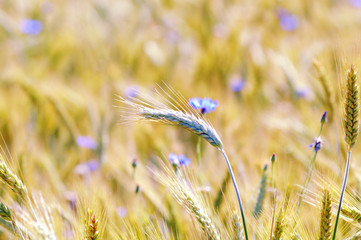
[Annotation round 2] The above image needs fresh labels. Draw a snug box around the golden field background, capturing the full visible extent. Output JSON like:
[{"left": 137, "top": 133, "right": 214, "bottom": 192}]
[{"left": 0, "top": 0, "right": 361, "bottom": 239}]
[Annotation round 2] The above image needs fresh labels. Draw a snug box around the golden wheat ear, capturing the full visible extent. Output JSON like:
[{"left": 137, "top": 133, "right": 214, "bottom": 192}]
[
  {"left": 319, "top": 189, "right": 332, "bottom": 240},
  {"left": 344, "top": 65, "right": 360, "bottom": 150}
]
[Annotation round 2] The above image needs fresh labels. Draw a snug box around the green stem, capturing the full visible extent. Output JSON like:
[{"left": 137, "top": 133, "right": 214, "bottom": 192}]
[
  {"left": 271, "top": 161, "right": 275, "bottom": 204},
  {"left": 220, "top": 149, "right": 248, "bottom": 240},
  {"left": 197, "top": 137, "right": 201, "bottom": 167},
  {"left": 297, "top": 151, "right": 317, "bottom": 211},
  {"left": 332, "top": 150, "right": 351, "bottom": 240}
]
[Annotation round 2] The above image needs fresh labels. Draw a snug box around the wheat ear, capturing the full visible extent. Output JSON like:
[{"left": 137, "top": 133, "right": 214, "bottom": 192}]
[
  {"left": 253, "top": 164, "right": 268, "bottom": 218},
  {"left": 341, "top": 205, "right": 361, "bottom": 224},
  {"left": 155, "top": 170, "right": 220, "bottom": 240},
  {"left": 232, "top": 211, "right": 244, "bottom": 240},
  {"left": 0, "top": 158, "right": 27, "bottom": 199},
  {"left": 84, "top": 209, "right": 100, "bottom": 240},
  {"left": 272, "top": 208, "right": 285, "bottom": 240},
  {"left": 214, "top": 169, "right": 230, "bottom": 210},
  {"left": 0, "top": 202, "right": 26, "bottom": 239},
  {"left": 319, "top": 189, "right": 332, "bottom": 240},
  {"left": 314, "top": 60, "right": 334, "bottom": 122}
]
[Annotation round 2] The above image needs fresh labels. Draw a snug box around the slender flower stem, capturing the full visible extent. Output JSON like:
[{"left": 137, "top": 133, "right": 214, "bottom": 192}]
[
  {"left": 271, "top": 161, "right": 275, "bottom": 204},
  {"left": 297, "top": 151, "right": 317, "bottom": 211},
  {"left": 220, "top": 149, "right": 248, "bottom": 240},
  {"left": 297, "top": 119, "right": 325, "bottom": 213},
  {"left": 332, "top": 150, "right": 351, "bottom": 240}
]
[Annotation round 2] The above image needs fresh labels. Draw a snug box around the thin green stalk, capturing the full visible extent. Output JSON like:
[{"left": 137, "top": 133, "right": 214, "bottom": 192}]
[
  {"left": 220, "top": 149, "right": 248, "bottom": 240},
  {"left": 297, "top": 151, "right": 317, "bottom": 210},
  {"left": 197, "top": 137, "right": 201, "bottom": 168},
  {"left": 271, "top": 160, "right": 275, "bottom": 204},
  {"left": 332, "top": 150, "right": 351, "bottom": 240}
]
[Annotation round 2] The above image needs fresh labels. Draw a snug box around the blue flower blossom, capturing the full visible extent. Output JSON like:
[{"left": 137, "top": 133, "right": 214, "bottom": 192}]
[
  {"left": 117, "top": 206, "right": 127, "bottom": 218},
  {"left": 124, "top": 85, "right": 139, "bottom": 99},
  {"left": 76, "top": 136, "right": 97, "bottom": 150},
  {"left": 189, "top": 97, "right": 218, "bottom": 114},
  {"left": 20, "top": 19, "right": 43, "bottom": 35},
  {"left": 74, "top": 160, "right": 100, "bottom": 175},
  {"left": 168, "top": 153, "right": 191, "bottom": 166},
  {"left": 229, "top": 78, "right": 245, "bottom": 92},
  {"left": 277, "top": 9, "right": 299, "bottom": 32},
  {"left": 309, "top": 136, "right": 323, "bottom": 153},
  {"left": 349, "top": 0, "right": 361, "bottom": 7}
]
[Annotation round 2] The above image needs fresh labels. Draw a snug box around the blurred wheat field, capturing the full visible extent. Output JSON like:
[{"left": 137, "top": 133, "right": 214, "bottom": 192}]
[{"left": 1, "top": 0, "right": 361, "bottom": 239}]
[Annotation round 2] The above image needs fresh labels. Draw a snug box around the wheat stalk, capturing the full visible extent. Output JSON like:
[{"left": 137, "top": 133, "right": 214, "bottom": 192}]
[{"left": 333, "top": 65, "right": 360, "bottom": 240}]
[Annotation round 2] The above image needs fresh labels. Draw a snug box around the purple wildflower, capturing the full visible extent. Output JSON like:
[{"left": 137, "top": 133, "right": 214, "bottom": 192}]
[
  {"left": 76, "top": 136, "right": 97, "bottom": 150},
  {"left": 74, "top": 160, "right": 100, "bottom": 175},
  {"left": 349, "top": 0, "right": 361, "bottom": 7},
  {"left": 309, "top": 136, "right": 323, "bottom": 153},
  {"left": 124, "top": 85, "right": 139, "bottom": 99},
  {"left": 189, "top": 97, "right": 218, "bottom": 114},
  {"left": 229, "top": 78, "right": 245, "bottom": 92},
  {"left": 168, "top": 153, "right": 191, "bottom": 166},
  {"left": 296, "top": 88, "right": 310, "bottom": 99},
  {"left": 117, "top": 206, "right": 127, "bottom": 218},
  {"left": 20, "top": 19, "right": 43, "bottom": 35},
  {"left": 277, "top": 9, "right": 299, "bottom": 31}
]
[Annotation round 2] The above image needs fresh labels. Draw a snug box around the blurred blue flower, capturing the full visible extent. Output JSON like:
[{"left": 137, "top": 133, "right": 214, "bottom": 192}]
[
  {"left": 277, "top": 9, "right": 299, "bottom": 32},
  {"left": 168, "top": 153, "right": 191, "bottom": 166},
  {"left": 189, "top": 97, "right": 218, "bottom": 114},
  {"left": 124, "top": 85, "right": 139, "bottom": 99},
  {"left": 76, "top": 136, "right": 97, "bottom": 150},
  {"left": 74, "top": 160, "right": 100, "bottom": 175},
  {"left": 349, "top": 0, "right": 361, "bottom": 7},
  {"left": 229, "top": 78, "right": 245, "bottom": 92},
  {"left": 309, "top": 136, "right": 323, "bottom": 153},
  {"left": 117, "top": 206, "right": 127, "bottom": 218},
  {"left": 20, "top": 19, "right": 43, "bottom": 35}
]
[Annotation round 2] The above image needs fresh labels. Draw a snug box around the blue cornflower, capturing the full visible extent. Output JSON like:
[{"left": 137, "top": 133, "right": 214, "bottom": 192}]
[
  {"left": 189, "top": 97, "right": 218, "bottom": 114},
  {"left": 20, "top": 19, "right": 43, "bottom": 35},
  {"left": 124, "top": 85, "right": 139, "bottom": 99},
  {"left": 349, "top": 0, "right": 361, "bottom": 7},
  {"left": 277, "top": 9, "right": 299, "bottom": 32},
  {"left": 74, "top": 160, "right": 100, "bottom": 175},
  {"left": 229, "top": 78, "right": 245, "bottom": 92},
  {"left": 76, "top": 136, "right": 97, "bottom": 150},
  {"left": 168, "top": 153, "right": 191, "bottom": 166},
  {"left": 309, "top": 136, "right": 323, "bottom": 153}
]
